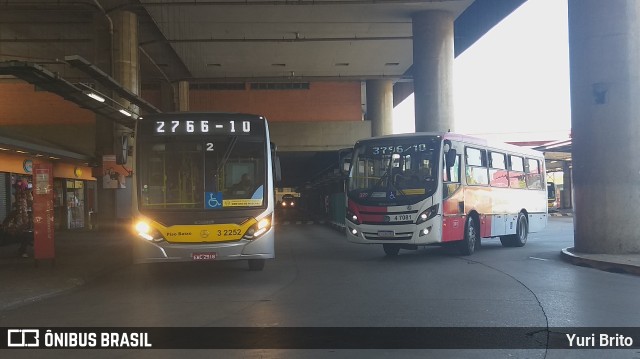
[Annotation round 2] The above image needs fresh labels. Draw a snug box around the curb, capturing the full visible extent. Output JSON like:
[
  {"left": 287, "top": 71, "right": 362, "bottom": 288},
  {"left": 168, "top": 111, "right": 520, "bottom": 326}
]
[
  {"left": 549, "top": 212, "right": 572, "bottom": 217},
  {"left": 560, "top": 247, "right": 640, "bottom": 276}
]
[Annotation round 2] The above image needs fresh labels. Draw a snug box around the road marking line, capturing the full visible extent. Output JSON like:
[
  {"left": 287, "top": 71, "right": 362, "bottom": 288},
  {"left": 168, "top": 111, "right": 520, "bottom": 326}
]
[{"left": 529, "top": 257, "right": 548, "bottom": 261}]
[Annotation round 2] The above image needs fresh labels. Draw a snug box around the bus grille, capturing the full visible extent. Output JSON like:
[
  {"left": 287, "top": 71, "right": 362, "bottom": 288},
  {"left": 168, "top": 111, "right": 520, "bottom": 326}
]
[
  {"left": 362, "top": 232, "right": 413, "bottom": 241},
  {"left": 362, "top": 221, "right": 414, "bottom": 225}
]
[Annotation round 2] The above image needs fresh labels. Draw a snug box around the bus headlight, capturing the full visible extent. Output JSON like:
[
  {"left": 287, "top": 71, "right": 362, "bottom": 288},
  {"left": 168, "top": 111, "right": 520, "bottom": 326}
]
[
  {"left": 416, "top": 204, "right": 439, "bottom": 224},
  {"left": 134, "top": 220, "right": 163, "bottom": 242},
  {"left": 346, "top": 208, "right": 360, "bottom": 225},
  {"left": 419, "top": 226, "right": 432, "bottom": 237},
  {"left": 243, "top": 217, "right": 271, "bottom": 240}
]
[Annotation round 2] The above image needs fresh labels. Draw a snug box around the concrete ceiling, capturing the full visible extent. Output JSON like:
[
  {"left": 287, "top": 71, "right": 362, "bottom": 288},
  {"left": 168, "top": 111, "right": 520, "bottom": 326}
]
[
  {"left": 136, "top": 0, "right": 472, "bottom": 81},
  {"left": 0, "top": 0, "right": 527, "bottom": 86}
]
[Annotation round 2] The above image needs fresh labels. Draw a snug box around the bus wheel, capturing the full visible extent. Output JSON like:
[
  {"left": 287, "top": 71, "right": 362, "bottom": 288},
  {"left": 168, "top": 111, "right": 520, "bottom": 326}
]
[
  {"left": 383, "top": 244, "right": 400, "bottom": 256},
  {"left": 459, "top": 215, "right": 478, "bottom": 256},
  {"left": 500, "top": 213, "right": 528, "bottom": 247},
  {"left": 248, "top": 259, "right": 265, "bottom": 271}
]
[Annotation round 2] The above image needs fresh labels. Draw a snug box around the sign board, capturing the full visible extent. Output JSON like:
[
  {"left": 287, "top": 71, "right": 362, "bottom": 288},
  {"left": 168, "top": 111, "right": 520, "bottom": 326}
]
[
  {"left": 33, "top": 162, "right": 55, "bottom": 260},
  {"left": 102, "top": 155, "right": 131, "bottom": 189}
]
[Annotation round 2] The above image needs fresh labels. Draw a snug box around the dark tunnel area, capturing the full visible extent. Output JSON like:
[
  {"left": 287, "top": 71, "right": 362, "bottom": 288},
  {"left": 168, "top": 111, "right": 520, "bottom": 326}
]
[{"left": 275, "top": 151, "right": 348, "bottom": 225}]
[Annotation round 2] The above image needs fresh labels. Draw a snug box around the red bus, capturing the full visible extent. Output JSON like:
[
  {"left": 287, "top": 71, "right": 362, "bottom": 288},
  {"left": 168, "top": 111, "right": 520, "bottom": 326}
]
[{"left": 345, "top": 132, "right": 547, "bottom": 256}]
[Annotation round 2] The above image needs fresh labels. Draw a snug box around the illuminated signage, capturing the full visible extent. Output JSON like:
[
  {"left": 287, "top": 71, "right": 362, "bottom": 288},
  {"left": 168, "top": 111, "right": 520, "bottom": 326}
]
[{"left": 153, "top": 120, "right": 252, "bottom": 135}]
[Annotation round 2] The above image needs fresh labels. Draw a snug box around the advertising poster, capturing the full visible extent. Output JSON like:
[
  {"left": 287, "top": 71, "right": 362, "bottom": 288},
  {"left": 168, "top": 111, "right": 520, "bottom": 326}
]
[
  {"left": 33, "top": 162, "right": 55, "bottom": 260},
  {"left": 102, "top": 155, "right": 131, "bottom": 189}
]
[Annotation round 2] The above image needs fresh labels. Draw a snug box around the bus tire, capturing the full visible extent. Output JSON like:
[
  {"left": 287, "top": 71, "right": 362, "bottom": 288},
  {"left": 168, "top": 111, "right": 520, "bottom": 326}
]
[
  {"left": 500, "top": 213, "right": 528, "bottom": 247},
  {"left": 459, "top": 215, "right": 478, "bottom": 256},
  {"left": 248, "top": 259, "right": 265, "bottom": 271},
  {"left": 383, "top": 244, "right": 400, "bottom": 256}
]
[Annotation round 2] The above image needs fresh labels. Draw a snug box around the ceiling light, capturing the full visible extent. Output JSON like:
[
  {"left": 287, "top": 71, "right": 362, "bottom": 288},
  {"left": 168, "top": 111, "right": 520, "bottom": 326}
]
[
  {"left": 85, "top": 92, "right": 105, "bottom": 103},
  {"left": 119, "top": 109, "right": 132, "bottom": 117}
]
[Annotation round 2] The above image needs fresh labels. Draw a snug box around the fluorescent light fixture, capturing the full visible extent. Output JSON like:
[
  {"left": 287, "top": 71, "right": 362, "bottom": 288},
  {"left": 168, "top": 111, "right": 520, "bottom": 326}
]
[
  {"left": 119, "top": 109, "right": 132, "bottom": 117},
  {"left": 49, "top": 156, "right": 60, "bottom": 160},
  {"left": 85, "top": 92, "right": 105, "bottom": 103},
  {"left": 0, "top": 147, "right": 10, "bottom": 151},
  {"left": 15, "top": 150, "right": 28, "bottom": 154}
]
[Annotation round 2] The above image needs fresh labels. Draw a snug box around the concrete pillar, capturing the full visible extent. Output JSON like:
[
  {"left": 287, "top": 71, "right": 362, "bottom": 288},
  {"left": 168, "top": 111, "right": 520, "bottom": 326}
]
[
  {"left": 113, "top": 10, "right": 140, "bottom": 110},
  {"left": 95, "top": 10, "right": 139, "bottom": 228},
  {"left": 366, "top": 79, "right": 394, "bottom": 137},
  {"left": 177, "top": 80, "right": 190, "bottom": 112},
  {"left": 412, "top": 11, "right": 455, "bottom": 133},
  {"left": 569, "top": 0, "right": 640, "bottom": 253}
]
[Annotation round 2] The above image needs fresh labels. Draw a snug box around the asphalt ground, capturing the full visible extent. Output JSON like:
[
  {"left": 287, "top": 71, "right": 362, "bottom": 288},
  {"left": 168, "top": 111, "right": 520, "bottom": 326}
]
[{"left": 0, "top": 212, "right": 637, "bottom": 313}]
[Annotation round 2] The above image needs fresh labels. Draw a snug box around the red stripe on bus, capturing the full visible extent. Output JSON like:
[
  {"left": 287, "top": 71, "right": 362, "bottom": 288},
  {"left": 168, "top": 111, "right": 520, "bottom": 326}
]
[
  {"left": 442, "top": 216, "right": 465, "bottom": 242},
  {"left": 359, "top": 214, "right": 386, "bottom": 222},
  {"left": 480, "top": 214, "right": 492, "bottom": 238}
]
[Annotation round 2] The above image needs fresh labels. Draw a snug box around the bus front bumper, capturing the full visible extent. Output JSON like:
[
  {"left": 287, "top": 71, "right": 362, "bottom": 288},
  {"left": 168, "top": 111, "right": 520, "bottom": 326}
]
[
  {"left": 345, "top": 217, "right": 442, "bottom": 246},
  {"left": 132, "top": 228, "right": 275, "bottom": 263}
]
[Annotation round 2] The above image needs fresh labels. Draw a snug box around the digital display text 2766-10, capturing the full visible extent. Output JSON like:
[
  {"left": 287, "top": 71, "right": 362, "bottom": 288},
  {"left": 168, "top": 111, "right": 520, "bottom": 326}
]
[{"left": 153, "top": 120, "right": 254, "bottom": 135}]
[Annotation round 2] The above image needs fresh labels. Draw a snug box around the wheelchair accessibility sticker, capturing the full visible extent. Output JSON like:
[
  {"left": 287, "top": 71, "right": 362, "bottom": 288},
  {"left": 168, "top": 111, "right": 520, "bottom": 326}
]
[{"left": 205, "top": 192, "right": 223, "bottom": 209}]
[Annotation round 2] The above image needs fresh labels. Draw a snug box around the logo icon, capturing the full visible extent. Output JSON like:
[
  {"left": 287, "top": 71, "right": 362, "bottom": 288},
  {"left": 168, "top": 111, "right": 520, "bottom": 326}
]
[
  {"left": 7, "top": 329, "right": 39, "bottom": 347},
  {"left": 205, "top": 192, "right": 223, "bottom": 209},
  {"left": 200, "top": 230, "right": 210, "bottom": 239}
]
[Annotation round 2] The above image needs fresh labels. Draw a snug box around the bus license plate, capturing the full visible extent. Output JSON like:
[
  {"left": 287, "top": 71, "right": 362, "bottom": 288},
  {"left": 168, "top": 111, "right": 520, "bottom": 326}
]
[
  {"left": 192, "top": 252, "right": 217, "bottom": 261},
  {"left": 378, "top": 230, "right": 395, "bottom": 238},
  {"left": 393, "top": 214, "right": 412, "bottom": 221}
]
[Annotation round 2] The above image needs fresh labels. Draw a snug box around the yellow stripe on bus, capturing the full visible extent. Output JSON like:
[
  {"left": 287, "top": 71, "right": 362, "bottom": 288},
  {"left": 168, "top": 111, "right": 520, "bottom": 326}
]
[{"left": 154, "top": 219, "right": 258, "bottom": 243}]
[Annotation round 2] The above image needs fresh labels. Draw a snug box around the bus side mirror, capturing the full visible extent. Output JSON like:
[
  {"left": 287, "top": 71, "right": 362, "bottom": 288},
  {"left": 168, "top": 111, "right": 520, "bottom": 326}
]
[
  {"left": 341, "top": 158, "right": 351, "bottom": 175},
  {"left": 338, "top": 147, "right": 353, "bottom": 177},
  {"left": 443, "top": 140, "right": 456, "bottom": 168},
  {"left": 116, "top": 135, "right": 129, "bottom": 165},
  {"left": 446, "top": 149, "right": 457, "bottom": 168},
  {"left": 274, "top": 155, "right": 282, "bottom": 184},
  {"left": 270, "top": 142, "right": 282, "bottom": 183}
]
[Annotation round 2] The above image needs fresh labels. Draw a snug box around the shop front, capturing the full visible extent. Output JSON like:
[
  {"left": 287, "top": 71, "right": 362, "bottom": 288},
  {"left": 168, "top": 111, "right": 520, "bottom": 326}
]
[{"left": 0, "top": 151, "right": 95, "bottom": 231}]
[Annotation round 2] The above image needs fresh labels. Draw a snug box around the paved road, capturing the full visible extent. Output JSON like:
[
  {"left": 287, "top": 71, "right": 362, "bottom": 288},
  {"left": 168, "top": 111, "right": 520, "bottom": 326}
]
[{"left": 2, "top": 216, "right": 639, "bottom": 358}]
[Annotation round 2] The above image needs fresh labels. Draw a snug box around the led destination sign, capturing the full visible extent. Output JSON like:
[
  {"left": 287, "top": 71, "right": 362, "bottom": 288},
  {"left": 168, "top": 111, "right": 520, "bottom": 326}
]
[{"left": 153, "top": 120, "right": 253, "bottom": 135}]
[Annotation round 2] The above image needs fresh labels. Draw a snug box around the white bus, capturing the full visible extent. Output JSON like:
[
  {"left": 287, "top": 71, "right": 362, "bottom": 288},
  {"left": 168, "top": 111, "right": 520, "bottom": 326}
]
[
  {"left": 345, "top": 132, "right": 547, "bottom": 256},
  {"left": 131, "top": 113, "right": 278, "bottom": 270}
]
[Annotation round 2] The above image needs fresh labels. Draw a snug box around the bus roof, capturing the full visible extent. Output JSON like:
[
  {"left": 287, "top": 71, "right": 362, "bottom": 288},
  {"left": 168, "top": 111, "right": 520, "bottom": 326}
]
[{"left": 354, "top": 132, "right": 544, "bottom": 158}]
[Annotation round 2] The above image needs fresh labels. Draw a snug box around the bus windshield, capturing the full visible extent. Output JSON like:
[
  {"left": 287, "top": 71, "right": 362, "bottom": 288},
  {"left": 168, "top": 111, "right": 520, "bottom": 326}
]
[
  {"left": 137, "top": 136, "right": 266, "bottom": 210},
  {"left": 348, "top": 136, "right": 441, "bottom": 205}
]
